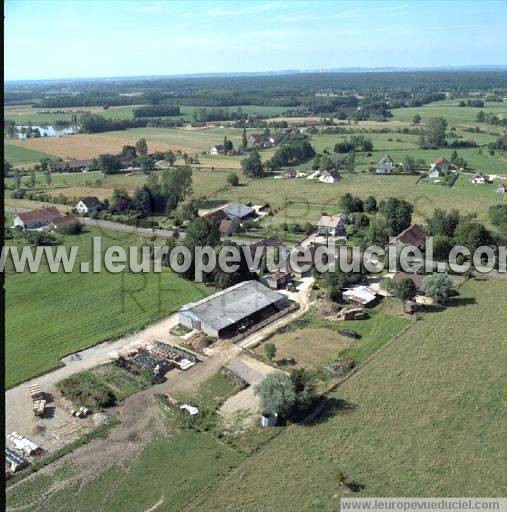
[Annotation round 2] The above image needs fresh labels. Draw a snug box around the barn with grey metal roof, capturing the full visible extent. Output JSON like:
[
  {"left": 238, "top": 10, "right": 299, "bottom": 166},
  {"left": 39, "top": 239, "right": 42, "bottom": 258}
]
[{"left": 178, "top": 280, "right": 288, "bottom": 338}]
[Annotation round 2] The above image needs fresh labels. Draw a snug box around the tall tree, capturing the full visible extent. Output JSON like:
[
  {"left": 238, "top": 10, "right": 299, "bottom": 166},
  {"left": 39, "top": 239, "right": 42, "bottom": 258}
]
[
  {"left": 421, "top": 273, "right": 453, "bottom": 304},
  {"left": 241, "top": 150, "right": 265, "bottom": 178},
  {"left": 135, "top": 138, "right": 148, "bottom": 157},
  {"left": 424, "top": 117, "right": 447, "bottom": 147},
  {"left": 254, "top": 372, "right": 296, "bottom": 417}
]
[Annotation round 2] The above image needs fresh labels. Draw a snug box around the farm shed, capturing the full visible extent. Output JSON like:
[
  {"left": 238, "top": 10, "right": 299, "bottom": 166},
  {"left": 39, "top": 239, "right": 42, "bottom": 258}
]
[
  {"left": 13, "top": 206, "right": 62, "bottom": 230},
  {"left": 5, "top": 448, "right": 29, "bottom": 473},
  {"left": 342, "top": 285, "right": 378, "bottom": 307},
  {"left": 390, "top": 224, "right": 428, "bottom": 248},
  {"left": 259, "top": 271, "right": 292, "bottom": 290},
  {"left": 178, "top": 280, "right": 288, "bottom": 339},
  {"left": 222, "top": 202, "right": 256, "bottom": 223}
]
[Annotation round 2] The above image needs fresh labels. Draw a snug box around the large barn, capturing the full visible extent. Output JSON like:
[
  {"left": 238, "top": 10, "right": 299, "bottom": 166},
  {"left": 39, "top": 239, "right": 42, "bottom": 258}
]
[{"left": 178, "top": 280, "right": 288, "bottom": 339}]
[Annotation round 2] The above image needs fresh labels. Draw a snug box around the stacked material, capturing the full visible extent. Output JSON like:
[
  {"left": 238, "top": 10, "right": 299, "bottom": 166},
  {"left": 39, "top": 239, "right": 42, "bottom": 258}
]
[
  {"left": 33, "top": 400, "right": 46, "bottom": 417},
  {"left": 28, "top": 384, "right": 43, "bottom": 400},
  {"left": 8, "top": 433, "right": 40, "bottom": 456}
]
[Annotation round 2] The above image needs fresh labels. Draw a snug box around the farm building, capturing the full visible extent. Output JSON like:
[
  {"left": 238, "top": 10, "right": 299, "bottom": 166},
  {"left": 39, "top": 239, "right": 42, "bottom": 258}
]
[
  {"left": 496, "top": 182, "right": 506, "bottom": 194},
  {"left": 432, "top": 157, "right": 452, "bottom": 172},
  {"left": 45, "top": 214, "right": 81, "bottom": 232},
  {"left": 219, "top": 218, "right": 240, "bottom": 236},
  {"left": 209, "top": 144, "right": 225, "bottom": 155},
  {"left": 204, "top": 208, "right": 228, "bottom": 225},
  {"left": 5, "top": 448, "right": 29, "bottom": 473},
  {"left": 282, "top": 168, "right": 298, "bottom": 179},
  {"left": 222, "top": 202, "right": 256, "bottom": 223},
  {"left": 391, "top": 271, "right": 425, "bottom": 292},
  {"left": 50, "top": 159, "right": 94, "bottom": 173},
  {"left": 247, "top": 133, "right": 262, "bottom": 145},
  {"left": 390, "top": 224, "right": 427, "bottom": 248},
  {"left": 376, "top": 155, "right": 395, "bottom": 174},
  {"left": 342, "top": 285, "right": 378, "bottom": 307},
  {"left": 12, "top": 206, "right": 62, "bottom": 230},
  {"left": 427, "top": 168, "right": 441, "bottom": 180},
  {"left": 319, "top": 170, "right": 341, "bottom": 183},
  {"left": 471, "top": 172, "right": 492, "bottom": 184},
  {"left": 178, "top": 280, "right": 288, "bottom": 339},
  {"left": 259, "top": 270, "right": 292, "bottom": 290},
  {"left": 317, "top": 213, "right": 345, "bottom": 236},
  {"left": 75, "top": 196, "right": 103, "bottom": 214}
]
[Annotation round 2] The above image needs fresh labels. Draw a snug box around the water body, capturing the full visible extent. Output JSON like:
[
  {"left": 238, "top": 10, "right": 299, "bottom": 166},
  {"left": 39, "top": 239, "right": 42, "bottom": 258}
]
[{"left": 13, "top": 124, "right": 77, "bottom": 139}]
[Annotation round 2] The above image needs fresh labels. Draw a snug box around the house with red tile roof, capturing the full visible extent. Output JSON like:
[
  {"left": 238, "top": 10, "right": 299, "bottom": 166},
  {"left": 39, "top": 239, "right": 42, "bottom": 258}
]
[
  {"left": 390, "top": 224, "right": 428, "bottom": 248},
  {"left": 13, "top": 206, "right": 63, "bottom": 230}
]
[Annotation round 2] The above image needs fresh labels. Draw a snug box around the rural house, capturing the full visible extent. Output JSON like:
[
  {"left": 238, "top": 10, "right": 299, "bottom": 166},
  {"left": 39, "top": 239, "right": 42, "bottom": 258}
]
[
  {"left": 247, "top": 133, "right": 262, "bottom": 145},
  {"left": 282, "top": 168, "right": 298, "bottom": 179},
  {"left": 178, "top": 280, "right": 288, "bottom": 339},
  {"left": 222, "top": 202, "right": 256, "bottom": 223},
  {"left": 45, "top": 214, "right": 81, "bottom": 232},
  {"left": 209, "top": 144, "right": 225, "bottom": 155},
  {"left": 427, "top": 168, "right": 441, "bottom": 180},
  {"left": 248, "top": 236, "right": 289, "bottom": 261},
  {"left": 390, "top": 224, "right": 427, "bottom": 248},
  {"left": 432, "top": 157, "right": 451, "bottom": 172},
  {"left": 12, "top": 206, "right": 62, "bottom": 230},
  {"left": 376, "top": 155, "right": 395, "bottom": 174},
  {"left": 50, "top": 159, "right": 94, "bottom": 173},
  {"left": 319, "top": 170, "right": 341, "bottom": 183},
  {"left": 259, "top": 270, "right": 292, "bottom": 290},
  {"left": 75, "top": 196, "right": 103, "bottom": 215},
  {"left": 471, "top": 172, "right": 492, "bottom": 184},
  {"left": 317, "top": 212, "right": 345, "bottom": 236},
  {"left": 219, "top": 218, "right": 240, "bottom": 236},
  {"left": 204, "top": 208, "right": 228, "bottom": 225},
  {"left": 496, "top": 182, "right": 506, "bottom": 194}
]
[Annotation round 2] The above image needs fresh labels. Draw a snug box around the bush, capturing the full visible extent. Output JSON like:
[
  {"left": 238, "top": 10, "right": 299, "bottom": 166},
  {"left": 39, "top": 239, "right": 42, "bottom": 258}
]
[
  {"left": 227, "top": 172, "right": 239, "bottom": 186},
  {"left": 26, "top": 231, "right": 58, "bottom": 246},
  {"left": 57, "top": 373, "right": 115, "bottom": 409}
]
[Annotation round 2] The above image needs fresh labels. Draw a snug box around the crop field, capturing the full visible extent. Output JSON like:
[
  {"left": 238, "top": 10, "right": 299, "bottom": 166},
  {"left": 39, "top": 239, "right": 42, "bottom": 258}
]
[
  {"left": 5, "top": 227, "right": 208, "bottom": 388},
  {"left": 188, "top": 279, "right": 506, "bottom": 510},
  {"left": 4, "top": 142, "right": 57, "bottom": 164}
]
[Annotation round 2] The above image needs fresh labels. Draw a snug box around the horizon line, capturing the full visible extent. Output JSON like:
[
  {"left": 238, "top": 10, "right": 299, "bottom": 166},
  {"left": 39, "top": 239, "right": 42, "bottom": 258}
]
[{"left": 5, "top": 65, "right": 507, "bottom": 83}]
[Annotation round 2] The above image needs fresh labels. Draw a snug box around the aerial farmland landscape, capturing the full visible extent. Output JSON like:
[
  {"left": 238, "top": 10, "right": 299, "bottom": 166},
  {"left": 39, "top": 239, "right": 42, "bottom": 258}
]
[{"left": 2, "top": 1, "right": 506, "bottom": 511}]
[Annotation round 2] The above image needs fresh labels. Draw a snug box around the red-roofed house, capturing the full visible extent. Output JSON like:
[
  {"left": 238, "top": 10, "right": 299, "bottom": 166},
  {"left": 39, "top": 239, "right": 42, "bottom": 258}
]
[
  {"left": 390, "top": 224, "right": 428, "bottom": 248},
  {"left": 471, "top": 172, "right": 492, "bottom": 184},
  {"left": 13, "top": 206, "right": 63, "bottom": 230},
  {"left": 431, "top": 157, "right": 451, "bottom": 172}
]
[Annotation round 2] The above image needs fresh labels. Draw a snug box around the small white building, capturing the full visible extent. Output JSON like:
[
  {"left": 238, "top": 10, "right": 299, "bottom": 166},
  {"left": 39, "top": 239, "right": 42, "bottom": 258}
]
[
  {"left": 209, "top": 144, "right": 224, "bottom": 155},
  {"left": 496, "top": 182, "right": 506, "bottom": 194},
  {"left": 319, "top": 170, "right": 341, "bottom": 183},
  {"left": 317, "top": 212, "right": 345, "bottom": 236},
  {"left": 75, "top": 196, "right": 103, "bottom": 215},
  {"left": 471, "top": 172, "right": 492, "bottom": 184},
  {"left": 427, "top": 169, "right": 440, "bottom": 180}
]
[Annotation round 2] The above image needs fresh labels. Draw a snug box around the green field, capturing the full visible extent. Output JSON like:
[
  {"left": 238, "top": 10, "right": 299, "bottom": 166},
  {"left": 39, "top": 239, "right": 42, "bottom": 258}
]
[
  {"left": 188, "top": 279, "right": 506, "bottom": 510},
  {"left": 4, "top": 142, "right": 57, "bottom": 164},
  {"left": 206, "top": 172, "right": 504, "bottom": 227},
  {"left": 391, "top": 99, "right": 507, "bottom": 126},
  {"left": 5, "top": 227, "right": 208, "bottom": 388}
]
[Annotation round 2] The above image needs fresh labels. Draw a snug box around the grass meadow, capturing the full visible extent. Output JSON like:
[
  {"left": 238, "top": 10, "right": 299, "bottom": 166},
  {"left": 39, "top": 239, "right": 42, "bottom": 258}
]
[
  {"left": 5, "top": 227, "right": 208, "bottom": 388},
  {"left": 4, "top": 143, "right": 57, "bottom": 164},
  {"left": 187, "top": 279, "right": 506, "bottom": 510}
]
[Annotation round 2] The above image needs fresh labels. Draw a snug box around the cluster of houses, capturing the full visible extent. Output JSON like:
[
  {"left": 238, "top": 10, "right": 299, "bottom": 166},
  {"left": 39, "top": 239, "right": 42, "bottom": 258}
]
[{"left": 11, "top": 195, "right": 105, "bottom": 231}]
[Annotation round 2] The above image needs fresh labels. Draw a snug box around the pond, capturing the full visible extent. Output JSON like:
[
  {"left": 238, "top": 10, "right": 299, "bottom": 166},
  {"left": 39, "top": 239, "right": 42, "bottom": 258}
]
[{"left": 10, "top": 124, "right": 77, "bottom": 139}]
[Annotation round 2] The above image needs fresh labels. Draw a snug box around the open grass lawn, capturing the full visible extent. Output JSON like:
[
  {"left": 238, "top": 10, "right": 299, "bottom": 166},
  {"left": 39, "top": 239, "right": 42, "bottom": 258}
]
[
  {"left": 253, "top": 307, "right": 410, "bottom": 370},
  {"left": 209, "top": 172, "right": 504, "bottom": 227},
  {"left": 391, "top": 99, "right": 507, "bottom": 126},
  {"left": 187, "top": 279, "right": 506, "bottom": 510},
  {"left": 5, "top": 227, "right": 208, "bottom": 388},
  {"left": 6, "top": 429, "right": 244, "bottom": 512},
  {"left": 254, "top": 327, "right": 353, "bottom": 369},
  {"left": 4, "top": 142, "right": 57, "bottom": 164}
]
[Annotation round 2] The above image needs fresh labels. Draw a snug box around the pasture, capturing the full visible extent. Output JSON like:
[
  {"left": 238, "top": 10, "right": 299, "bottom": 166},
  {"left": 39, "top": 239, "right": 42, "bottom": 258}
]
[
  {"left": 4, "top": 143, "right": 57, "bottom": 164},
  {"left": 5, "top": 227, "right": 208, "bottom": 388},
  {"left": 188, "top": 279, "right": 506, "bottom": 510}
]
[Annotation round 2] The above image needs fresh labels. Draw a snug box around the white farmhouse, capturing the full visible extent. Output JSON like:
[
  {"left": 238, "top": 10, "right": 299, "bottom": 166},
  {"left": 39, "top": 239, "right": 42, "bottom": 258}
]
[
  {"left": 75, "top": 196, "right": 103, "bottom": 215},
  {"left": 376, "top": 155, "right": 395, "bottom": 174}
]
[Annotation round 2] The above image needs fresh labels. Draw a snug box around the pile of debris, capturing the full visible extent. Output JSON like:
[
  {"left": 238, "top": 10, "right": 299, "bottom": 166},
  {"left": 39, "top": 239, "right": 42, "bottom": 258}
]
[
  {"left": 220, "top": 366, "right": 248, "bottom": 388},
  {"left": 337, "top": 307, "right": 367, "bottom": 321},
  {"left": 5, "top": 448, "right": 29, "bottom": 477},
  {"left": 71, "top": 406, "right": 92, "bottom": 419},
  {"left": 183, "top": 332, "right": 213, "bottom": 350},
  {"left": 7, "top": 432, "right": 45, "bottom": 457},
  {"left": 130, "top": 349, "right": 175, "bottom": 380},
  {"left": 325, "top": 358, "right": 356, "bottom": 376},
  {"left": 150, "top": 341, "right": 197, "bottom": 370}
]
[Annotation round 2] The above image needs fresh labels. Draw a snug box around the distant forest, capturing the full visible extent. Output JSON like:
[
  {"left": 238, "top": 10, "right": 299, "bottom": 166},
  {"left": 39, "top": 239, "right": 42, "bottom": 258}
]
[{"left": 5, "top": 71, "right": 507, "bottom": 120}]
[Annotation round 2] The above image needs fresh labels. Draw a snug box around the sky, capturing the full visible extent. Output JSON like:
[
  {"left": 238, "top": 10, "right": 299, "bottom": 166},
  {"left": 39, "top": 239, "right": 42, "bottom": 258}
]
[{"left": 4, "top": 0, "right": 507, "bottom": 80}]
